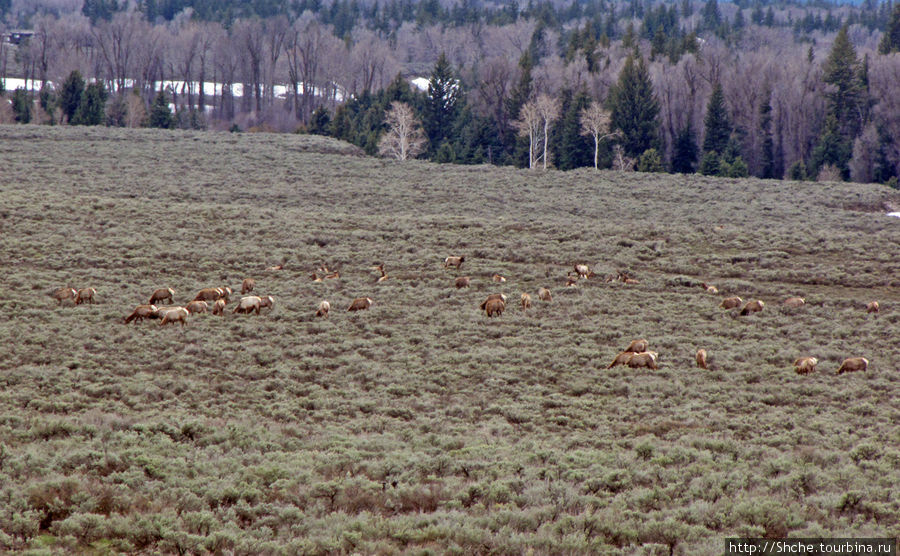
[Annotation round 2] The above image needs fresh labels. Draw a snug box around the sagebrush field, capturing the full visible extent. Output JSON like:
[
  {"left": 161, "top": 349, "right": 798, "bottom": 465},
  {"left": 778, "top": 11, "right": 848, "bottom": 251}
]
[{"left": 0, "top": 125, "right": 898, "bottom": 554}]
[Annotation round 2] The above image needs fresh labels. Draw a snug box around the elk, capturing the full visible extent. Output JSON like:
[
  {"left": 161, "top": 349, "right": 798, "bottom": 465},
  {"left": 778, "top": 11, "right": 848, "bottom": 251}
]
[
  {"left": 607, "top": 351, "right": 634, "bottom": 369},
  {"left": 836, "top": 357, "right": 868, "bottom": 375},
  {"left": 149, "top": 288, "right": 175, "bottom": 305},
  {"left": 573, "top": 264, "right": 594, "bottom": 279},
  {"left": 537, "top": 287, "right": 552, "bottom": 302},
  {"left": 783, "top": 297, "right": 806, "bottom": 308},
  {"left": 258, "top": 295, "right": 275, "bottom": 311},
  {"left": 194, "top": 287, "right": 229, "bottom": 303},
  {"left": 324, "top": 270, "right": 341, "bottom": 280},
  {"left": 720, "top": 296, "right": 743, "bottom": 310},
  {"left": 521, "top": 293, "right": 532, "bottom": 310},
  {"left": 348, "top": 297, "right": 373, "bottom": 311},
  {"left": 124, "top": 304, "right": 158, "bottom": 324},
  {"left": 793, "top": 357, "right": 818, "bottom": 375},
  {"left": 233, "top": 296, "right": 264, "bottom": 314},
  {"left": 491, "top": 274, "right": 507, "bottom": 283},
  {"left": 740, "top": 299, "right": 765, "bottom": 315},
  {"left": 53, "top": 287, "right": 77, "bottom": 305},
  {"left": 696, "top": 349, "right": 708, "bottom": 370},
  {"left": 627, "top": 351, "right": 659, "bottom": 370},
  {"left": 455, "top": 276, "right": 471, "bottom": 289},
  {"left": 241, "top": 278, "right": 255, "bottom": 295},
  {"left": 266, "top": 264, "right": 284, "bottom": 271},
  {"left": 185, "top": 300, "right": 209, "bottom": 314},
  {"left": 316, "top": 300, "right": 330, "bottom": 318},
  {"left": 373, "top": 264, "right": 389, "bottom": 283},
  {"left": 484, "top": 298, "right": 505, "bottom": 317},
  {"left": 479, "top": 293, "right": 507, "bottom": 310},
  {"left": 866, "top": 301, "right": 879, "bottom": 314},
  {"left": 443, "top": 256, "right": 465, "bottom": 271},
  {"left": 565, "top": 274, "right": 578, "bottom": 287},
  {"left": 212, "top": 299, "right": 226, "bottom": 315},
  {"left": 623, "top": 339, "right": 649, "bottom": 354},
  {"left": 75, "top": 287, "right": 96, "bottom": 305},
  {"left": 159, "top": 307, "right": 189, "bottom": 326},
  {"left": 700, "top": 282, "right": 718, "bottom": 294}
]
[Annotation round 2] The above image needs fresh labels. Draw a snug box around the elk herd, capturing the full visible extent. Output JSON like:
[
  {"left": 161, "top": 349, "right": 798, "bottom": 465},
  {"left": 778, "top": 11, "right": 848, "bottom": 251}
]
[{"left": 52, "top": 254, "right": 882, "bottom": 377}]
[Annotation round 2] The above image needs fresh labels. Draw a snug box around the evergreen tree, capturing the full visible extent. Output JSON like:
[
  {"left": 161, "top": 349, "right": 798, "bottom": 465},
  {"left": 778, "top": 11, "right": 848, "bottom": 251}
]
[
  {"left": 878, "top": 3, "right": 900, "bottom": 54},
  {"left": 672, "top": 125, "right": 698, "bottom": 173},
  {"left": 758, "top": 88, "right": 775, "bottom": 179},
  {"left": 701, "top": 0, "right": 721, "bottom": 31},
  {"left": 810, "top": 115, "right": 852, "bottom": 179},
  {"left": 702, "top": 83, "right": 731, "bottom": 155},
  {"left": 71, "top": 82, "right": 107, "bottom": 126},
  {"left": 59, "top": 70, "right": 85, "bottom": 124},
  {"left": 12, "top": 88, "right": 31, "bottom": 123},
  {"left": 505, "top": 52, "right": 533, "bottom": 123},
  {"left": 423, "top": 53, "right": 461, "bottom": 157},
  {"left": 637, "top": 148, "right": 664, "bottom": 172},
  {"left": 149, "top": 90, "right": 174, "bottom": 129},
  {"left": 39, "top": 82, "right": 56, "bottom": 124},
  {"left": 608, "top": 53, "right": 659, "bottom": 158},
  {"left": 308, "top": 107, "right": 332, "bottom": 135},
  {"left": 551, "top": 89, "right": 593, "bottom": 170},
  {"left": 823, "top": 25, "right": 866, "bottom": 138}
]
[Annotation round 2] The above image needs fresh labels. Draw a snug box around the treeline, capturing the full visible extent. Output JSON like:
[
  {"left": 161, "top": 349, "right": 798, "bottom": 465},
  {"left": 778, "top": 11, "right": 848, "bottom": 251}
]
[{"left": 1, "top": 0, "right": 899, "bottom": 184}]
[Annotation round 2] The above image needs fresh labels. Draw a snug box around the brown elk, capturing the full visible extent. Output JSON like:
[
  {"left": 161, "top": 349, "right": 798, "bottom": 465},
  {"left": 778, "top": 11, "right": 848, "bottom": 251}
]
[
  {"left": 720, "top": 296, "right": 743, "bottom": 310},
  {"left": 266, "top": 264, "right": 284, "bottom": 271},
  {"left": 159, "top": 307, "right": 189, "bottom": 326},
  {"left": 491, "top": 274, "right": 507, "bottom": 283},
  {"left": 348, "top": 297, "right": 373, "bottom": 311},
  {"left": 443, "top": 256, "right": 465, "bottom": 270},
  {"left": 194, "top": 287, "right": 229, "bottom": 303},
  {"left": 75, "top": 287, "right": 96, "bottom": 305},
  {"left": 316, "top": 300, "right": 330, "bottom": 318},
  {"left": 149, "top": 288, "right": 175, "bottom": 305},
  {"left": 479, "top": 293, "right": 507, "bottom": 310},
  {"left": 696, "top": 349, "right": 708, "bottom": 370},
  {"left": 455, "top": 276, "right": 471, "bottom": 289},
  {"left": 233, "top": 296, "right": 264, "bottom": 314},
  {"left": 537, "top": 287, "right": 552, "bottom": 302},
  {"left": 626, "top": 351, "right": 659, "bottom": 370},
  {"left": 324, "top": 270, "right": 341, "bottom": 280},
  {"left": 700, "top": 282, "right": 718, "bottom": 294},
  {"left": 212, "top": 299, "right": 226, "bottom": 315},
  {"left": 124, "top": 304, "right": 158, "bottom": 324},
  {"left": 793, "top": 357, "right": 818, "bottom": 375},
  {"left": 241, "top": 278, "right": 255, "bottom": 295},
  {"left": 484, "top": 298, "right": 505, "bottom": 317},
  {"left": 866, "top": 301, "right": 879, "bottom": 313},
  {"left": 53, "top": 287, "right": 77, "bottom": 305},
  {"left": 521, "top": 293, "right": 532, "bottom": 310},
  {"left": 623, "top": 338, "right": 649, "bottom": 354},
  {"left": 574, "top": 264, "right": 594, "bottom": 279},
  {"left": 565, "top": 274, "right": 578, "bottom": 287},
  {"left": 185, "top": 300, "right": 209, "bottom": 314},
  {"left": 258, "top": 295, "right": 275, "bottom": 311},
  {"left": 836, "top": 357, "right": 868, "bottom": 375},
  {"left": 607, "top": 351, "right": 634, "bottom": 369},
  {"left": 373, "top": 264, "right": 389, "bottom": 283},
  {"left": 783, "top": 297, "right": 806, "bottom": 308},
  {"left": 740, "top": 300, "right": 765, "bottom": 315}
]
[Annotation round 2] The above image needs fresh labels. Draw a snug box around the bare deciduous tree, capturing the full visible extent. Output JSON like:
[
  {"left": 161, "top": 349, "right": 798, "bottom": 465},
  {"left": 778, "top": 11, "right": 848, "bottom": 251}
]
[
  {"left": 580, "top": 101, "right": 619, "bottom": 169},
  {"left": 378, "top": 101, "right": 427, "bottom": 161},
  {"left": 514, "top": 94, "right": 560, "bottom": 169},
  {"left": 536, "top": 94, "right": 560, "bottom": 170}
]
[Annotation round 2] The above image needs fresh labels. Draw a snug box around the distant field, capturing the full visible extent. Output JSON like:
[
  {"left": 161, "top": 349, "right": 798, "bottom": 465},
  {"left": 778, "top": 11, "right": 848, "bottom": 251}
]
[{"left": 0, "top": 125, "right": 898, "bottom": 554}]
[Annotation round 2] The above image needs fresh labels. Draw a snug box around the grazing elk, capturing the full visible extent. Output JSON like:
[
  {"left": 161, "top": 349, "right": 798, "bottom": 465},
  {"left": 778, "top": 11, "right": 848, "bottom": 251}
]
[
  {"left": 124, "top": 304, "right": 158, "bottom": 324},
  {"left": 793, "top": 357, "right": 818, "bottom": 375},
  {"left": 623, "top": 338, "right": 649, "bottom": 354},
  {"left": 316, "top": 300, "right": 330, "bottom": 318},
  {"left": 607, "top": 351, "right": 634, "bottom": 369},
  {"left": 866, "top": 301, "right": 879, "bottom": 314},
  {"left": 75, "top": 287, "right": 96, "bottom": 305},
  {"left": 521, "top": 293, "right": 532, "bottom": 310},
  {"left": 233, "top": 296, "right": 264, "bottom": 315},
  {"left": 53, "top": 287, "right": 77, "bottom": 305},
  {"left": 492, "top": 274, "right": 507, "bottom": 283},
  {"left": 266, "top": 264, "right": 284, "bottom": 271},
  {"left": 159, "top": 307, "right": 189, "bottom": 327},
  {"left": 484, "top": 298, "right": 505, "bottom": 317},
  {"left": 241, "top": 278, "right": 255, "bottom": 295},
  {"left": 258, "top": 295, "right": 275, "bottom": 311},
  {"left": 720, "top": 296, "right": 743, "bottom": 310},
  {"left": 185, "top": 300, "right": 209, "bottom": 314},
  {"left": 149, "top": 288, "right": 175, "bottom": 305},
  {"left": 696, "top": 349, "right": 708, "bottom": 370},
  {"left": 373, "top": 264, "right": 389, "bottom": 283},
  {"left": 348, "top": 297, "right": 373, "bottom": 312},
  {"left": 455, "top": 276, "right": 471, "bottom": 289},
  {"left": 836, "top": 357, "right": 868, "bottom": 375},
  {"left": 783, "top": 297, "right": 806, "bottom": 308},
  {"left": 626, "top": 351, "right": 659, "bottom": 370},
  {"left": 700, "top": 282, "right": 718, "bottom": 294},
  {"left": 479, "top": 293, "right": 507, "bottom": 310},
  {"left": 565, "top": 275, "right": 578, "bottom": 288},
  {"left": 212, "top": 299, "right": 226, "bottom": 315},
  {"left": 443, "top": 256, "right": 465, "bottom": 271},
  {"left": 194, "top": 287, "right": 229, "bottom": 303},
  {"left": 537, "top": 287, "right": 552, "bottom": 302},
  {"left": 574, "top": 264, "right": 594, "bottom": 279},
  {"left": 740, "top": 300, "right": 765, "bottom": 315}
]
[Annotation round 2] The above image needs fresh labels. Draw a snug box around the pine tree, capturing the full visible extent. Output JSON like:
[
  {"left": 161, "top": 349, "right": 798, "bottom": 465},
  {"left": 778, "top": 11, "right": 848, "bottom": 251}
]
[
  {"left": 702, "top": 83, "right": 731, "bottom": 155},
  {"left": 758, "top": 88, "right": 775, "bottom": 179},
  {"left": 59, "top": 70, "right": 85, "bottom": 124},
  {"left": 672, "top": 125, "right": 698, "bottom": 173},
  {"left": 149, "top": 90, "right": 173, "bottom": 129},
  {"left": 423, "top": 53, "right": 461, "bottom": 157},
  {"left": 71, "top": 82, "right": 107, "bottom": 126},
  {"left": 12, "top": 88, "right": 31, "bottom": 123},
  {"left": 608, "top": 53, "right": 659, "bottom": 158},
  {"left": 552, "top": 90, "right": 593, "bottom": 170},
  {"left": 878, "top": 3, "right": 900, "bottom": 54},
  {"left": 823, "top": 26, "right": 866, "bottom": 138}
]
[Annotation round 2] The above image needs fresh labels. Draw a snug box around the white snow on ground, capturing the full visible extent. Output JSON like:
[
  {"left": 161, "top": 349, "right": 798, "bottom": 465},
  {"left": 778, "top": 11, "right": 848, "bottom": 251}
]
[{"left": 888, "top": 212, "right": 900, "bottom": 218}]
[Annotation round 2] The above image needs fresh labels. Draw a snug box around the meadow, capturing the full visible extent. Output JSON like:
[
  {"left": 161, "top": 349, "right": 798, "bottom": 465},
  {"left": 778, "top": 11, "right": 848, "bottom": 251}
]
[{"left": 0, "top": 124, "right": 898, "bottom": 555}]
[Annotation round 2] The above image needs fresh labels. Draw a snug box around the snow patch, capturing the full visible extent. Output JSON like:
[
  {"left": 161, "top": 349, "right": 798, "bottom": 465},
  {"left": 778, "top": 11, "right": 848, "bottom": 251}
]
[{"left": 887, "top": 212, "right": 900, "bottom": 218}]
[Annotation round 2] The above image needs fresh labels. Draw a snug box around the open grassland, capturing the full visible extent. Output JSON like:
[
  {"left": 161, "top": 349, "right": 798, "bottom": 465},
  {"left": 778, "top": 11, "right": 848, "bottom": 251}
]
[{"left": 0, "top": 125, "right": 899, "bottom": 554}]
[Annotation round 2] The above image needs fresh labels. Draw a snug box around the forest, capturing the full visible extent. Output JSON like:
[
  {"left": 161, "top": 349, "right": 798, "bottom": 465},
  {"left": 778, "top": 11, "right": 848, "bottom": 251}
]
[{"left": 1, "top": 0, "right": 899, "bottom": 183}]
